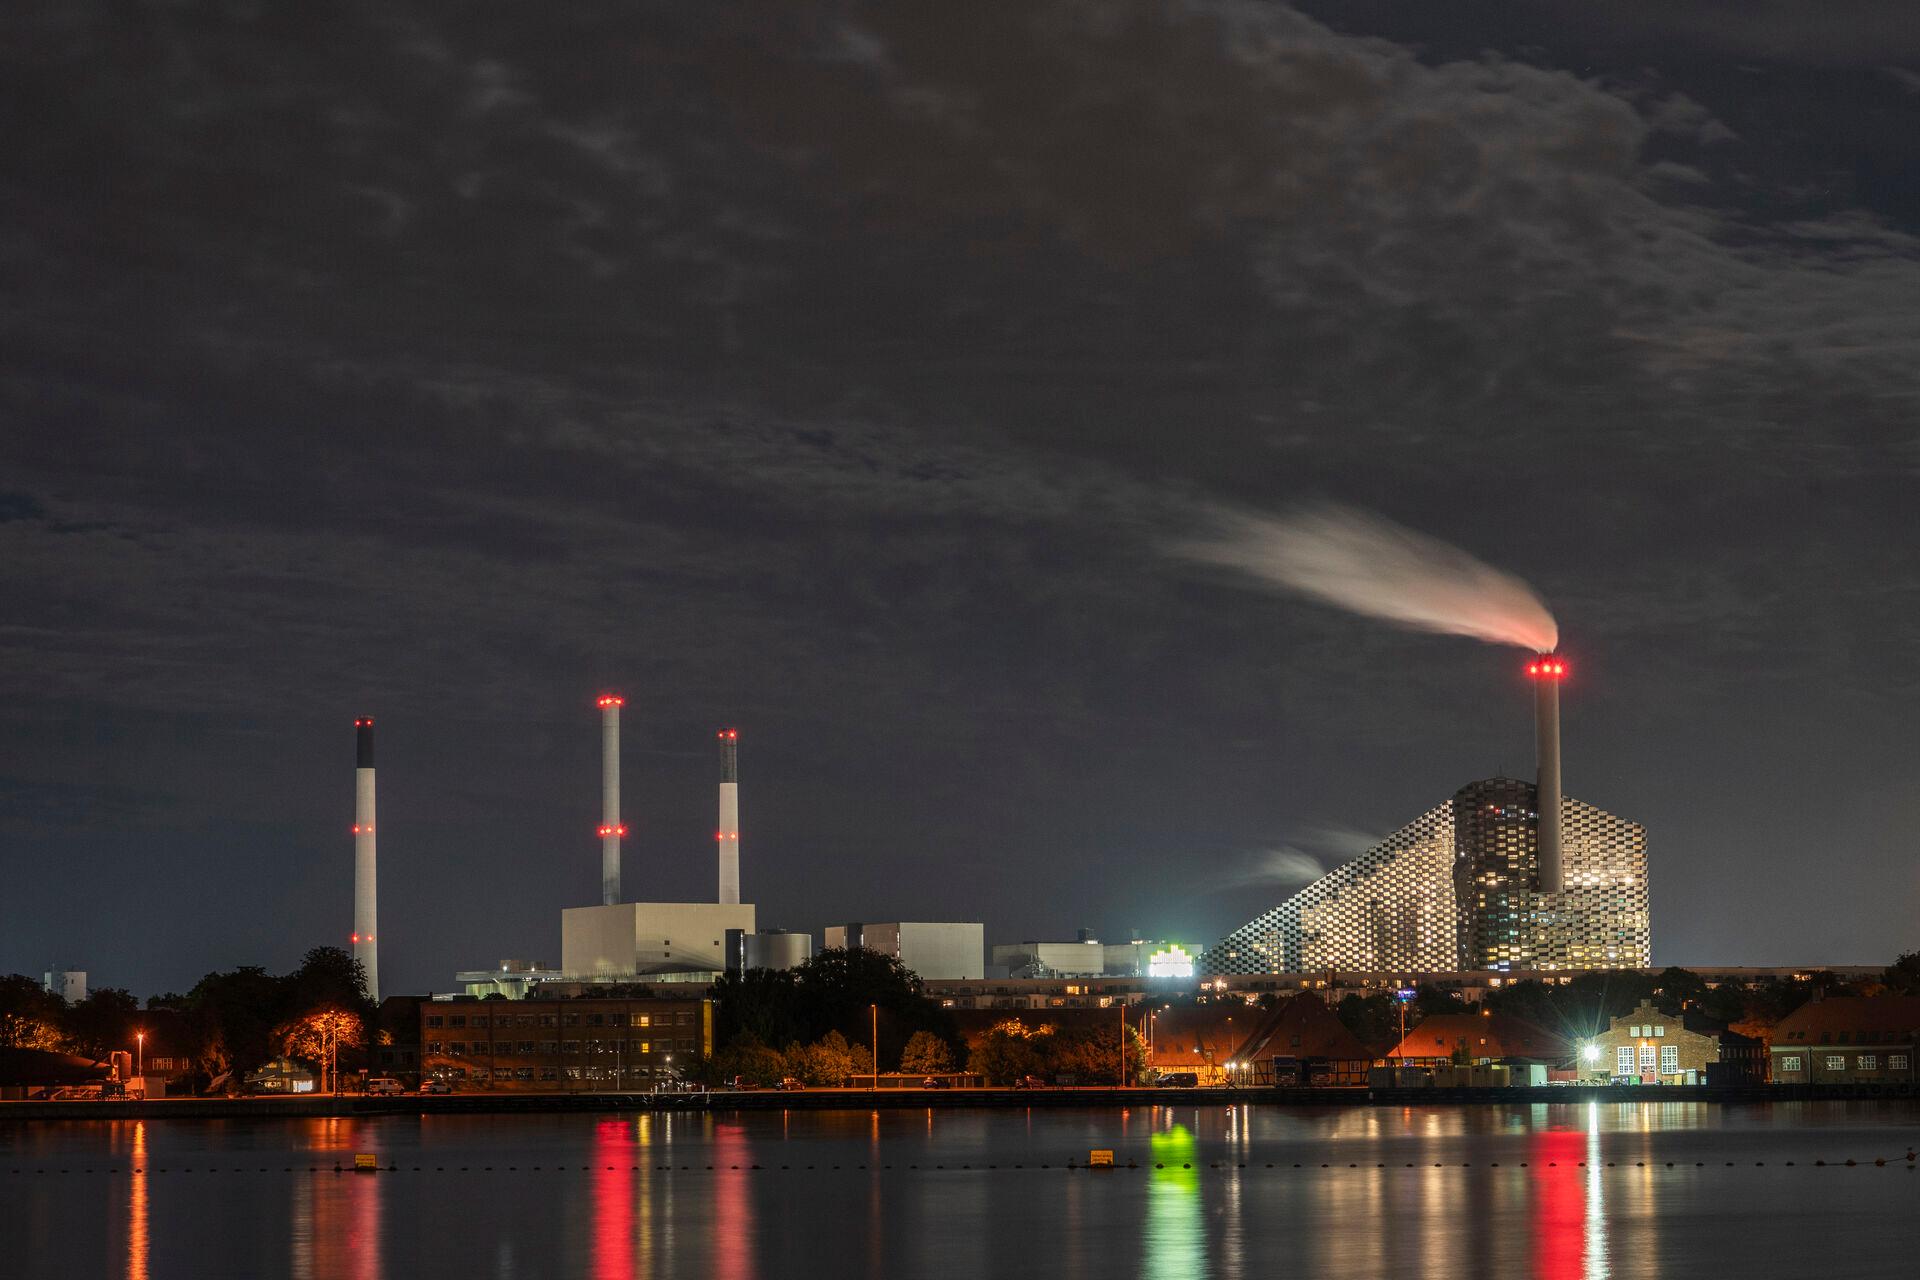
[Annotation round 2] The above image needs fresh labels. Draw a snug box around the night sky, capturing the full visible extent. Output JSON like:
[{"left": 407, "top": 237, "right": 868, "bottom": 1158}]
[{"left": 5, "top": 2, "right": 1918, "bottom": 998}]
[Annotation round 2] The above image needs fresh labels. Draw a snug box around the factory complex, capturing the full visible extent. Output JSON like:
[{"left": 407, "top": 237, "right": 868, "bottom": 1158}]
[{"left": 352, "top": 655, "right": 1654, "bottom": 1014}]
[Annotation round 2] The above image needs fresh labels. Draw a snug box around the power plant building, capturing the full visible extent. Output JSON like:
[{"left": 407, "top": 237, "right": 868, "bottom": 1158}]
[
  {"left": 1201, "top": 777, "right": 1649, "bottom": 977},
  {"left": 826, "top": 922, "right": 984, "bottom": 980}
]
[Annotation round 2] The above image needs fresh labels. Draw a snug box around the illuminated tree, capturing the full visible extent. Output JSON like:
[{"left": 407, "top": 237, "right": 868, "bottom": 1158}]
[
  {"left": 277, "top": 1007, "right": 365, "bottom": 1091},
  {"left": 0, "top": 974, "right": 64, "bottom": 1050},
  {"left": 900, "top": 1030, "right": 954, "bottom": 1075}
]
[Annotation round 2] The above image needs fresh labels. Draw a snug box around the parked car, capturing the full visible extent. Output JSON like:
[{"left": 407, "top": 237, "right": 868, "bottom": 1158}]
[
  {"left": 1011, "top": 1075, "right": 1047, "bottom": 1090},
  {"left": 1157, "top": 1072, "right": 1200, "bottom": 1088},
  {"left": 418, "top": 1079, "right": 452, "bottom": 1095},
  {"left": 366, "top": 1077, "right": 405, "bottom": 1096},
  {"left": 775, "top": 1078, "right": 805, "bottom": 1092},
  {"left": 921, "top": 1077, "right": 952, "bottom": 1089}
]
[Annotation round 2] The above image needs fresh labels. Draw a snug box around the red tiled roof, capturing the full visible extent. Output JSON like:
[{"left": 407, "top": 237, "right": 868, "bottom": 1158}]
[
  {"left": 1385, "top": 1011, "right": 1569, "bottom": 1062},
  {"left": 1770, "top": 995, "right": 1920, "bottom": 1045},
  {"left": 1232, "top": 994, "right": 1369, "bottom": 1063}
]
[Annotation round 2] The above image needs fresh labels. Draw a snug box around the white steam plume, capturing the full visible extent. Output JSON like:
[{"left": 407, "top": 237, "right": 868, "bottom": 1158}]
[{"left": 1178, "top": 503, "right": 1558, "bottom": 652}]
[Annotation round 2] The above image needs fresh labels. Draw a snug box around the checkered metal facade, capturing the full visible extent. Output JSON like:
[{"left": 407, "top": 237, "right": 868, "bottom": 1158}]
[{"left": 1201, "top": 778, "right": 1649, "bottom": 976}]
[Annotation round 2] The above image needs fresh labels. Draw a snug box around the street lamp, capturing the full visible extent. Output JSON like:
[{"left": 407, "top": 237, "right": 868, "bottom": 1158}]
[{"left": 136, "top": 1031, "right": 144, "bottom": 1080}]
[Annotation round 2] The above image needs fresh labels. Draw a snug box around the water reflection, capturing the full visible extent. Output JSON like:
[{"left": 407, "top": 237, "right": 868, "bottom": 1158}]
[
  {"left": 593, "top": 1120, "right": 633, "bottom": 1280},
  {"left": 712, "top": 1124, "right": 752, "bottom": 1280},
  {"left": 127, "top": 1122, "right": 147, "bottom": 1280},
  {"left": 1145, "top": 1123, "right": 1204, "bottom": 1280}
]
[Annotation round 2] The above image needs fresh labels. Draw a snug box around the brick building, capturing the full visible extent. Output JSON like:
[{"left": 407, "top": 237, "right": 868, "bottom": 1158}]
[
  {"left": 415, "top": 995, "right": 714, "bottom": 1090},
  {"left": 1581, "top": 1001, "right": 1718, "bottom": 1083},
  {"left": 1768, "top": 995, "right": 1920, "bottom": 1086}
]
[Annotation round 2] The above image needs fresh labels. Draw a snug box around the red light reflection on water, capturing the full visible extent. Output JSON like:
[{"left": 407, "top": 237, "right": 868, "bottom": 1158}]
[
  {"left": 593, "top": 1120, "right": 634, "bottom": 1280},
  {"left": 1531, "top": 1129, "right": 1591, "bottom": 1280},
  {"left": 713, "top": 1124, "right": 752, "bottom": 1280}
]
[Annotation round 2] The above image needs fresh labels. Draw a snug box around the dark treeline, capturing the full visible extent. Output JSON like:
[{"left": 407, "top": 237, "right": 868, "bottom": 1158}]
[
  {"left": 0, "top": 946, "right": 374, "bottom": 1089},
  {"left": 699, "top": 947, "right": 961, "bottom": 1086},
  {"left": 1331, "top": 953, "right": 1920, "bottom": 1053}
]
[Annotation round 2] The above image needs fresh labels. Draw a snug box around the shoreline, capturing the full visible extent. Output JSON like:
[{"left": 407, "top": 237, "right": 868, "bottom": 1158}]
[{"left": 2, "top": 1081, "right": 1914, "bottom": 1121}]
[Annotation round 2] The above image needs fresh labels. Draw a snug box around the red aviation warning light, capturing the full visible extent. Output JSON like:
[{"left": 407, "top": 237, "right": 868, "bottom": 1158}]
[
  {"left": 596, "top": 694, "right": 625, "bottom": 708},
  {"left": 717, "top": 729, "right": 738, "bottom": 740},
  {"left": 598, "top": 824, "right": 628, "bottom": 838},
  {"left": 1526, "top": 656, "right": 1568, "bottom": 679}
]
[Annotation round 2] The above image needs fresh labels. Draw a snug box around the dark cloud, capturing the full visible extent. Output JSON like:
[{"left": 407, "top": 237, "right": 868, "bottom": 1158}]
[{"left": 1, "top": 1, "right": 1917, "bottom": 992}]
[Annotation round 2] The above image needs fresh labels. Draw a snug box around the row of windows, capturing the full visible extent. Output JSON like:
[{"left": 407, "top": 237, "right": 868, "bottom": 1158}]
[
  {"left": 1778, "top": 1053, "right": 1911, "bottom": 1073},
  {"left": 1627, "top": 1024, "right": 1666, "bottom": 1038},
  {"left": 424, "top": 1010, "right": 698, "bottom": 1029},
  {"left": 426, "top": 1039, "right": 698, "bottom": 1056},
  {"left": 432, "top": 1066, "right": 680, "bottom": 1083},
  {"left": 1615, "top": 1045, "right": 1681, "bottom": 1074}
]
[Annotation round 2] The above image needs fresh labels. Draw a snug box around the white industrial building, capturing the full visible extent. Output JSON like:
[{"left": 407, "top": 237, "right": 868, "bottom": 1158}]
[
  {"left": 990, "top": 938, "right": 1166, "bottom": 978},
  {"left": 563, "top": 902, "right": 758, "bottom": 978},
  {"left": 825, "top": 922, "right": 984, "bottom": 980}
]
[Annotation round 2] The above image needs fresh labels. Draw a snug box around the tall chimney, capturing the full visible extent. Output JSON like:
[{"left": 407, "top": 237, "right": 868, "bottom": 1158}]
[
  {"left": 352, "top": 717, "right": 379, "bottom": 1002},
  {"left": 717, "top": 729, "right": 740, "bottom": 904},
  {"left": 1526, "top": 655, "right": 1566, "bottom": 894},
  {"left": 597, "top": 695, "right": 625, "bottom": 905}
]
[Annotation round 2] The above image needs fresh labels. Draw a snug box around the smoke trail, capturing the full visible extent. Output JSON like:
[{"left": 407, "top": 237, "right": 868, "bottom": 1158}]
[{"left": 1178, "top": 503, "right": 1558, "bottom": 652}]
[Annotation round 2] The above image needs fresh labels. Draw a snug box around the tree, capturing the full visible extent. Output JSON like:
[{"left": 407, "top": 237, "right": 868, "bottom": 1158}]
[
  {"left": 0, "top": 974, "right": 64, "bottom": 1050},
  {"left": 716, "top": 1031, "right": 788, "bottom": 1086},
  {"left": 1335, "top": 993, "right": 1403, "bottom": 1053},
  {"left": 1653, "top": 967, "right": 1709, "bottom": 1014},
  {"left": 967, "top": 1022, "right": 1047, "bottom": 1085},
  {"left": 900, "top": 1030, "right": 954, "bottom": 1075},
  {"left": 277, "top": 1007, "right": 365, "bottom": 1091},
  {"left": 184, "top": 965, "right": 286, "bottom": 1081},
  {"left": 62, "top": 988, "right": 140, "bottom": 1059},
  {"left": 710, "top": 967, "right": 805, "bottom": 1049},
  {"left": 1883, "top": 952, "right": 1920, "bottom": 997}
]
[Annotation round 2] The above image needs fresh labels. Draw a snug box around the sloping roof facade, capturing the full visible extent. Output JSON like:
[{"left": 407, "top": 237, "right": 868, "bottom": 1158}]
[
  {"left": 1770, "top": 995, "right": 1920, "bottom": 1047},
  {"left": 1385, "top": 1011, "right": 1569, "bottom": 1063},
  {"left": 1232, "top": 994, "right": 1370, "bottom": 1063}
]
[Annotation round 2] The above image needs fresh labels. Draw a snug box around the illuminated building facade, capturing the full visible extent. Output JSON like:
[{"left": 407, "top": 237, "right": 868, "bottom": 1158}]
[{"left": 1201, "top": 778, "right": 1649, "bottom": 976}]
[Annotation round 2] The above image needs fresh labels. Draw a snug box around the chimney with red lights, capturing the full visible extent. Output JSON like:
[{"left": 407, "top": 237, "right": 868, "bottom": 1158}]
[
  {"left": 597, "top": 695, "right": 625, "bottom": 905},
  {"left": 352, "top": 717, "right": 380, "bottom": 1002},
  {"left": 717, "top": 729, "right": 740, "bottom": 904},
  {"left": 1525, "top": 656, "right": 1566, "bottom": 894}
]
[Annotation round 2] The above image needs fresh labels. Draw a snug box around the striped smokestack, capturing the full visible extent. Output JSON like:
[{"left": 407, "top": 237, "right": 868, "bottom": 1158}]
[
  {"left": 351, "top": 717, "right": 379, "bottom": 1002},
  {"left": 597, "top": 695, "right": 625, "bottom": 905},
  {"left": 717, "top": 729, "right": 740, "bottom": 904},
  {"left": 1526, "top": 655, "right": 1566, "bottom": 894}
]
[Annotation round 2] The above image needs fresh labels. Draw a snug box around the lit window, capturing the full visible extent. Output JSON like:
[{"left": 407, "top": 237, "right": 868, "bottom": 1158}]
[
  {"left": 1780, "top": 1055, "right": 1802, "bottom": 1073},
  {"left": 1654, "top": 1026, "right": 1665, "bottom": 1038},
  {"left": 1638, "top": 1043, "right": 1657, "bottom": 1073},
  {"left": 1824, "top": 1055, "right": 1845, "bottom": 1072},
  {"left": 1616, "top": 1046, "right": 1634, "bottom": 1075},
  {"left": 1858, "top": 1055, "right": 1877, "bottom": 1071},
  {"left": 1891, "top": 1055, "right": 1910, "bottom": 1071},
  {"left": 1659, "top": 1045, "right": 1678, "bottom": 1075}
]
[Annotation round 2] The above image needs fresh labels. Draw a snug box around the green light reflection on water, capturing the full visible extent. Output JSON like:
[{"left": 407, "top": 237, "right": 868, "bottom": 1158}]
[{"left": 1145, "top": 1125, "right": 1204, "bottom": 1280}]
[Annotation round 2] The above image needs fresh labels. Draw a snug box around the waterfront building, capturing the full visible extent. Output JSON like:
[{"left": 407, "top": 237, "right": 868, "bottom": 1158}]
[
  {"left": 1202, "top": 777, "right": 1650, "bottom": 977},
  {"left": 1383, "top": 1011, "right": 1568, "bottom": 1065},
  {"left": 415, "top": 995, "right": 715, "bottom": 1089},
  {"left": 1229, "top": 993, "right": 1371, "bottom": 1086},
  {"left": 825, "top": 922, "right": 984, "bottom": 979},
  {"left": 1580, "top": 1001, "right": 1720, "bottom": 1083},
  {"left": 1767, "top": 995, "right": 1920, "bottom": 1086}
]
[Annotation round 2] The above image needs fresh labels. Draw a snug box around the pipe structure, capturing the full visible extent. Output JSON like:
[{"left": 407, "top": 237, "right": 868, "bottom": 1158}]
[
  {"left": 597, "top": 695, "right": 625, "bottom": 905},
  {"left": 1526, "top": 656, "right": 1566, "bottom": 894},
  {"left": 717, "top": 729, "right": 740, "bottom": 904},
  {"left": 352, "top": 718, "right": 379, "bottom": 1003}
]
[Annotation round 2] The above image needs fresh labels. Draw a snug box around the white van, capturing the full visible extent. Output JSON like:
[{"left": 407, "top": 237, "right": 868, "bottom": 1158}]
[{"left": 366, "top": 1077, "right": 405, "bottom": 1096}]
